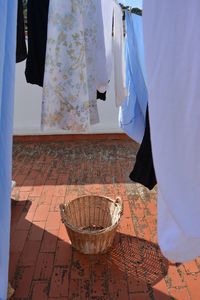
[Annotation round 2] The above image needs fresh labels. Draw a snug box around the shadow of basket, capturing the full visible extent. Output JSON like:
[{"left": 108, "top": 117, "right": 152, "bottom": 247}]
[{"left": 106, "top": 233, "right": 169, "bottom": 286}]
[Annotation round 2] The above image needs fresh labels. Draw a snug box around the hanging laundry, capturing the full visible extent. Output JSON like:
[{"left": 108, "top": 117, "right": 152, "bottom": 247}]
[
  {"left": 95, "top": 0, "right": 110, "bottom": 94},
  {"left": 96, "top": 0, "right": 128, "bottom": 105},
  {"left": 144, "top": 0, "right": 200, "bottom": 262},
  {"left": 98, "top": 0, "right": 114, "bottom": 94},
  {"left": 119, "top": 10, "right": 148, "bottom": 143},
  {"left": 113, "top": 1, "right": 128, "bottom": 107},
  {"left": 24, "top": 0, "right": 117, "bottom": 106},
  {"left": 42, "top": 0, "right": 112, "bottom": 131},
  {"left": 0, "top": 1, "right": 17, "bottom": 299},
  {"left": 42, "top": 0, "right": 107, "bottom": 132},
  {"left": 120, "top": 4, "right": 156, "bottom": 193},
  {"left": 25, "top": 0, "right": 108, "bottom": 95},
  {"left": 130, "top": 107, "right": 157, "bottom": 190},
  {"left": 25, "top": 0, "right": 50, "bottom": 86},
  {"left": 16, "top": 0, "right": 27, "bottom": 63}
]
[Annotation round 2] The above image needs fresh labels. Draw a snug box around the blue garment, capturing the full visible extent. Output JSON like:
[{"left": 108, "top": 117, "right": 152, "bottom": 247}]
[
  {"left": 119, "top": 11, "right": 148, "bottom": 143},
  {"left": 0, "top": 1, "right": 17, "bottom": 299}
]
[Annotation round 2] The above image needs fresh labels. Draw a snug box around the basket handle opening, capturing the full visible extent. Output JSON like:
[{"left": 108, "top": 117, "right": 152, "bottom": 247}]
[
  {"left": 60, "top": 203, "right": 67, "bottom": 223},
  {"left": 115, "top": 197, "right": 123, "bottom": 215}
]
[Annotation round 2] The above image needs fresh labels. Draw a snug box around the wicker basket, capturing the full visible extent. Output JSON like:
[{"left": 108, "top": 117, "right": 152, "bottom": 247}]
[
  {"left": 7, "top": 282, "right": 15, "bottom": 299},
  {"left": 60, "top": 195, "right": 123, "bottom": 254}
]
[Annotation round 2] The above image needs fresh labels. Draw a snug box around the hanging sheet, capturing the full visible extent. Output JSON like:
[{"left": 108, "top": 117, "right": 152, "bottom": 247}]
[
  {"left": 113, "top": 1, "right": 128, "bottom": 107},
  {"left": 42, "top": 0, "right": 107, "bottom": 132},
  {"left": 0, "top": 1, "right": 17, "bottom": 299},
  {"left": 143, "top": 0, "right": 200, "bottom": 262},
  {"left": 99, "top": 0, "right": 127, "bottom": 106}
]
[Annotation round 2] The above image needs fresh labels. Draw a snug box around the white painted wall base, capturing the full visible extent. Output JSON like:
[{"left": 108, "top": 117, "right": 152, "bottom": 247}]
[{"left": 14, "top": 62, "right": 122, "bottom": 135}]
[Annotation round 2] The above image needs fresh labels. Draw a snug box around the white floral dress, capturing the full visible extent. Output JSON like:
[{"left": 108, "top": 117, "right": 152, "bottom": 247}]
[{"left": 42, "top": 0, "right": 106, "bottom": 132}]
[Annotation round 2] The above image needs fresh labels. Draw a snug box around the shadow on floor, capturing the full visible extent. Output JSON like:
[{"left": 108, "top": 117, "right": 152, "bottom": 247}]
[
  {"left": 107, "top": 233, "right": 169, "bottom": 286},
  {"left": 9, "top": 199, "right": 173, "bottom": 299},
  {"left": 12, "top": 140, "right": 139, "bottom": 185}
]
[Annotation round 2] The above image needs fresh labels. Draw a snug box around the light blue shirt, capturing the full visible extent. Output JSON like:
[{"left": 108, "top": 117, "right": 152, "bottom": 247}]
[
  {"left": 0, "top": 1, "right": 17, "bottom": 299},
  {"left": 119, "top": 9, "right": 148, "bottom": 143}
]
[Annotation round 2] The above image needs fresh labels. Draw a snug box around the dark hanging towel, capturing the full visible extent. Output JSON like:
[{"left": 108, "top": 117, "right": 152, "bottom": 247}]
[
  {"left": 16, "top": 0, "right": 27, "bottom": 63},
  {"left": 129, "top": 107, "right": 157, "bottom": 190},
  {"left": 97, "top": 90, "right": 107, "bottom": 101},
  {"left": 25, "top": 0, "right": 49, "bottom": 87}
]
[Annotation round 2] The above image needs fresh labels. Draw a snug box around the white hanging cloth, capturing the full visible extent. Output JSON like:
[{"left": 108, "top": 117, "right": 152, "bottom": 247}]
[
  {"left": 96, "top": 0, "right": 114, "bottom": 93},
  {"left": 0, "top": 1, "right": 17, "bottom": 299},
  {"left": 95, "top": 0, "right": 111, "bottom": 93},
  {"left": 42, "top": 0, "right": 108, "bottom": 132},
  {"left": 113, "top": 1, "right": 127, "bottom": 107},
  {"left": 143, "top": 0, "right": 200, "bottom": 262},
  {"left": 100, "top": 0, "right": 127, "bottom": 106}
]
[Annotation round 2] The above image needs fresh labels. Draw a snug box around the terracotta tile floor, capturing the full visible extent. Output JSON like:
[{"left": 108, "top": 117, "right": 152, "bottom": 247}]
[{"left": 10, "top": 139, "right": 200, "bottom": 300}]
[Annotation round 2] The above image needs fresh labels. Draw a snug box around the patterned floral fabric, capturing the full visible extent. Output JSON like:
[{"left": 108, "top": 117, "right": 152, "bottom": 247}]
[{"left": 42, "top": 0, "right": 100, "bottom": 132}]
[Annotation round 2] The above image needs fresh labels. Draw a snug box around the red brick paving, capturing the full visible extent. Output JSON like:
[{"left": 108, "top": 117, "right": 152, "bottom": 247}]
[{"left": 10, "top": 140, "right": 200, "bottom": 299}]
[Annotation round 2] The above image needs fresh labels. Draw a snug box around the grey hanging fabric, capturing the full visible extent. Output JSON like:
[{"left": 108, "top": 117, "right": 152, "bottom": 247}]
[{"left": 16, "top": 0, "right": 27, "bottom": 63}]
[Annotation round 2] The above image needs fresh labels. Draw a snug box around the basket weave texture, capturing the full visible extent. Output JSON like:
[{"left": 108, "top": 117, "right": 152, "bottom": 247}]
[
  {"left": 7, "top": 282, "right": 14, "bottom": 299},
  {"left": 60, "top": 195, "right": 123, "bottom": 254}
]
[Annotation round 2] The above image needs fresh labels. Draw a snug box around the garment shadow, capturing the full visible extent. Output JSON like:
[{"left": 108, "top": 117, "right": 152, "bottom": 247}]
[
  {"left": 67, "top": 232, "right": 172, "bottom": 299},
  {"left": 12, "top": 140, "right": 139, "bottom": 186}
]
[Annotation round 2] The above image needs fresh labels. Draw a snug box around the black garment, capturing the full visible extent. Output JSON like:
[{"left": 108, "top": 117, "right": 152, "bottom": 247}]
[
  {"left": 129, "top": 107, "right": 157, "bottom": 190},
  {"left": 25, "top": 0, "right": 49, "bottom": 86},
  {"left": 16, "top": 0, "right": 27, "bottom": 63},
  {"left": 97, "top": 90, "right": 107, "bottom": 101}
]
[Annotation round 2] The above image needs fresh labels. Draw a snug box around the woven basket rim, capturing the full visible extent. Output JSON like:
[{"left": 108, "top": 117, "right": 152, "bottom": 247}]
[{"left": 60, "top": 195, "right": 123, "bottom": 235}]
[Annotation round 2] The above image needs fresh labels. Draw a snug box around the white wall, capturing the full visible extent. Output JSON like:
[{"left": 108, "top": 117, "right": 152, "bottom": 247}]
[{"left": 14, "top": 62, "right": 122, "bottom": 135}]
